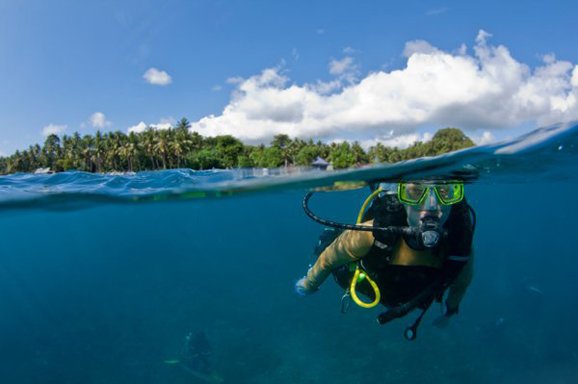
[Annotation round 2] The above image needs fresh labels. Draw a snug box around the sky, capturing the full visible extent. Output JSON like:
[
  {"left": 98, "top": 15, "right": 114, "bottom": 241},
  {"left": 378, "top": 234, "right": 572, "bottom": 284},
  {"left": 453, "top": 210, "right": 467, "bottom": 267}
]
[{"left": 1, "top": 0, "right": 577, "bottom": 156}]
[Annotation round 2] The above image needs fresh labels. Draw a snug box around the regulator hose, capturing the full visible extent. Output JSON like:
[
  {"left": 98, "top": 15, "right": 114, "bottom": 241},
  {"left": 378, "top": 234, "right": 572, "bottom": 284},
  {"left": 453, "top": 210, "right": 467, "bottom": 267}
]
[{"left": 302, "top": 191, "right": 414, "bottom": 235}]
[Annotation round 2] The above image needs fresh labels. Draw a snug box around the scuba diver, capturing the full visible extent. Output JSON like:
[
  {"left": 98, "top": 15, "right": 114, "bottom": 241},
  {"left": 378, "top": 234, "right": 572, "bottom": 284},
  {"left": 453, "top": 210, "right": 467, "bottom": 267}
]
[
  {"left": 295, "top": 180, "right": 475, "bottom": 340},
  {"left": 182, "top": 331, "right": 212, "bottom": 375},
  {"left": 165, "top": 330, "right": 223, "bottom": 383}
]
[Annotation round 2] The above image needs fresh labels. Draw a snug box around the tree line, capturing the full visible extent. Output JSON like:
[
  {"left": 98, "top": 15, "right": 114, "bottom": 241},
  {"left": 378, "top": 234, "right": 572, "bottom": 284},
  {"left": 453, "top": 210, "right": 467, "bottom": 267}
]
[{"left": 0, "top": 118, "right": 475, "bottom": 174}]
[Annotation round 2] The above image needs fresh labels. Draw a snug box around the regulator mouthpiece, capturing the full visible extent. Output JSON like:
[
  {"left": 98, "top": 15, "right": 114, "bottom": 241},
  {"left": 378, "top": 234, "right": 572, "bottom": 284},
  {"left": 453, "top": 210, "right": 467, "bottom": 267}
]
[
  {"left": 421, "top": 230, "right": 440, "bottom": 248},
  {"left": 419, "top": 217, "right": 441, "bottom": 248}
]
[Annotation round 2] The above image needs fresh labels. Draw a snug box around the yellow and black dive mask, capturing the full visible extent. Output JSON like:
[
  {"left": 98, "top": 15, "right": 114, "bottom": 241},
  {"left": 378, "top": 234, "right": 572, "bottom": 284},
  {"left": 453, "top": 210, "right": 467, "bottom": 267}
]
[{"left": 397, "top": 182, "right": 464, "bottom": 206}]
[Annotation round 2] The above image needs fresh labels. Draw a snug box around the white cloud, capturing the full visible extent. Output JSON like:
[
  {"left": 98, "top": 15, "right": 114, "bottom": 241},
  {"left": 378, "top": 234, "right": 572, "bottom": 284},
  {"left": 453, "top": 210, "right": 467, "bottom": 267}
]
[
  {"left": 382, "top": 132, "right": 433, "bottom": 149},
  {"left": 329, "top": 56, "right": 356, "bottom": 76},
  {"left": 358, "top": 132, "right": 434, "bottom": 150},
  {"left": 190, "top": 31, "right": 578, "bottom": 145},
  {"left": 426, "top": 8, "right": 449, "bottom": 16},
  {"left": 42, "top": 124, "right": 67, "bottom": 136},
  {"left": 402, "top": 40, "right": 441, "bottom": 58},
  {"left": 89, "top": 112, "right": 112, "bottom": 128},
  {"left": 128, "top": 121, "right": 147, "bottom": 133},
  {"left": 143, "top": 67, "right": 172, "bottom": 86},
  {"left": 227, "top": 76, "right": 244, "bottom": 85},
  {"left": 571, "top": 65, "right": 578, "bottom": 87},
  {"left": 292, "top": 48, "right": 300, "bottom": 61},
  {"left": 470, "top": 130, "right": 496, "bottom": 145},
  {"left": 327, "top": 56, "right": 359, "bottom": 87},
  {"left": 127, "top": 117, "right": 175, "bottom": 133},
  {"left": 343, "top": 47, "right": 357, "bottom": 55},
  {"left": 158, "top": 117, "right": 177, "bottom": 126},
  {"left": 476, "top": 29, "right": 492, "bottom": 44}
]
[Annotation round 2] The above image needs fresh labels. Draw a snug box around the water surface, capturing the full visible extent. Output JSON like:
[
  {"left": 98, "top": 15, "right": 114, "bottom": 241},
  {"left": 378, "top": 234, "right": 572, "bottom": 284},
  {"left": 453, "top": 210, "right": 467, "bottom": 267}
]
[{"left": 1, "top": 122, "right": 578, "bottom": 383}]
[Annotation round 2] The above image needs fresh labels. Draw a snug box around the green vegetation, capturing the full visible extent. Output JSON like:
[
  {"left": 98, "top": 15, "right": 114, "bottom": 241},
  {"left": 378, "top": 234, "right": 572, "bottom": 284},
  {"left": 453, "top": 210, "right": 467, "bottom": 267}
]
[{"left": 0, "top": 118, "right": 475, "bottom": 174}]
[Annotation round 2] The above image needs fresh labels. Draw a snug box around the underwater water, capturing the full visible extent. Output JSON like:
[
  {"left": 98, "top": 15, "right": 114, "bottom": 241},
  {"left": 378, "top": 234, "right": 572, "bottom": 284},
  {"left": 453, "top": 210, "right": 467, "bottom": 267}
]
[{"left": 1, "top": 122, "right": 578, "bottom": 384}]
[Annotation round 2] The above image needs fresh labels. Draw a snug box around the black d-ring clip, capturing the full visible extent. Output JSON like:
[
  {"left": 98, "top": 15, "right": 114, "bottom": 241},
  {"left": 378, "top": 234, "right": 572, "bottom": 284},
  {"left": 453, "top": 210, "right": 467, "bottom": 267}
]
[{"left": 404, "top": 324, "right": 418, "bottom": 341}]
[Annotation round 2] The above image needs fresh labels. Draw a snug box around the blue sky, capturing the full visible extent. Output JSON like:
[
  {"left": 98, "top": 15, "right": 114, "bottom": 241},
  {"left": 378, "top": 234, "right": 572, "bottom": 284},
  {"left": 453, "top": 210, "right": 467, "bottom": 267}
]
[{"left": 1, "top": 0, "right": 577, "bottom": 156}]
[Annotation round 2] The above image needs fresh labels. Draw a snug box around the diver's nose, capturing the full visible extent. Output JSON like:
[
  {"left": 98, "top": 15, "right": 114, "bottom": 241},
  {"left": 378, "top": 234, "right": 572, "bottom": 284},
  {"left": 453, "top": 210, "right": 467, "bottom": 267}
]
[{"left": 422, "top": 187, "right": 440, "bottom": 210}]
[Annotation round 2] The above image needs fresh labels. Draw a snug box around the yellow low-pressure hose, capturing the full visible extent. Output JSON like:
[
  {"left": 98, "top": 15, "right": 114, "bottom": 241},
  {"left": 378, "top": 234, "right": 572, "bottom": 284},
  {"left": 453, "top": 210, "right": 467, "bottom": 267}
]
[
  {"left": 350, "top": 267, "right": 381, "bottom": 308},
  {"left": 356, "top": 188, "right": 383, "bottom": 224},
  {"left": 349, "top": 187, "right": 382, "bottom": 308}
]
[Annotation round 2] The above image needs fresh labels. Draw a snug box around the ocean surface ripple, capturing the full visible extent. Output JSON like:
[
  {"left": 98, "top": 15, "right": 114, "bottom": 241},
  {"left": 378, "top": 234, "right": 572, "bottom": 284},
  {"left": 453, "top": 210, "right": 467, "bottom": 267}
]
[{"left": 1, "top": 121, "right": 577, "bottom": 211}]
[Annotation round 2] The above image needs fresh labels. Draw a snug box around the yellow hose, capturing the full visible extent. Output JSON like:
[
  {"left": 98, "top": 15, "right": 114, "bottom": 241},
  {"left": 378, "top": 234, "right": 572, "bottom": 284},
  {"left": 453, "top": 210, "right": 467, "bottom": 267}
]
[
  {"left": 349, "top": 187, "right": 382, "bottom": 309},
  {"left": 350, "top": 267, "right": 381, "bottom": 308},
  {"left": 356, "top": 188, "right": 383, "bottom": 224}
]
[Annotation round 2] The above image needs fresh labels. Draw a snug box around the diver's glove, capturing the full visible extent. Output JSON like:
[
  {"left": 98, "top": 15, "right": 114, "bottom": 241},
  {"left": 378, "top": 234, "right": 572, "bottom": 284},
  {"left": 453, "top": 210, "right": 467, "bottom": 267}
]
[
  {"left": 433, "top": 304, "right": 459, "bottom": 328},
  {"left": 445, "top": 304, "right": 459, "bottom": 317},
  {"left": 294, "top": 277, "right": 318, "bottom": 296}
]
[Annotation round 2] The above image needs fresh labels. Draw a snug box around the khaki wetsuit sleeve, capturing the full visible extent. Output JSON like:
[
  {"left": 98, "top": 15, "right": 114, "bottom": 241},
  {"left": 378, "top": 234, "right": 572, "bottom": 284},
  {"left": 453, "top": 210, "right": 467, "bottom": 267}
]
[
  {"left": 303, "top": 224, "right": 375, "bottom": 291},
  {"left": 445, "top": 251, "right": 475, "bottom": 312}
]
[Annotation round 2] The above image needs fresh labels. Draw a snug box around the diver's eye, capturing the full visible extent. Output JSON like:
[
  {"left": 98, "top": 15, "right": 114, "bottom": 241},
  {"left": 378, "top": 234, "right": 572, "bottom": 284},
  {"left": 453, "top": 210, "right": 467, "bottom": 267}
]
[
  {"left": 436, "top": 186, "right": 451, "bottom": 198},
  {"left": 433, "top": 183, "right": 464, "bottom": 205},
  {"left": 405, "top": 184, "right": 425, "bottom": 200}
]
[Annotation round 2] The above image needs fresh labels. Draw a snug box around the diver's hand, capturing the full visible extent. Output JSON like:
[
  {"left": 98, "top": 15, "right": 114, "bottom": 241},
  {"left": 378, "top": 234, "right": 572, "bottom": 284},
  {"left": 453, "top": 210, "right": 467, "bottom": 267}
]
[
  {"left": 294, "top": 277, "right": 318, "bottom": 296},
  {"left": 433, "top": 304, "right": 458, "bottom": 329},
  {"left": 432, "top": 314, "right": 450, "bottom": 329}
]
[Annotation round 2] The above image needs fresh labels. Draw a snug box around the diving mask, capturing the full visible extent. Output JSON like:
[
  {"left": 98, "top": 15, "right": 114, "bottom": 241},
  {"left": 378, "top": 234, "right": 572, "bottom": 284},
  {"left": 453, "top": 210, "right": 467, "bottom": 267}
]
[{"left": 398, "top": 182, "right": 464, "bottom": 206}]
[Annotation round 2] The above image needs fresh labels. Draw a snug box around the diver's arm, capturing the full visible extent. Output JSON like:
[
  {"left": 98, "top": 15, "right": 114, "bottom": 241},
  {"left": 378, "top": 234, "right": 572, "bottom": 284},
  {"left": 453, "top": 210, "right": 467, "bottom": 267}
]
[
  {"left": 445, "top": 251, "right": 475, "bottom": 315},
  {"left": 300, "top": 223, "right": 375, "bottom": 293}
]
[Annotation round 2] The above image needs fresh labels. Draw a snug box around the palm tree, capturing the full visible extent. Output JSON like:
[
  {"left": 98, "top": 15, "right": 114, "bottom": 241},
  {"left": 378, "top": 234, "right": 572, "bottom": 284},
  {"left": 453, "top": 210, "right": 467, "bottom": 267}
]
[
  {"left": 93, "top": 131, "right": 106, "bottom": 173},
  {"left": 42, "top": 134, "right": 61, "bottom": 170},
  {"left": 105, "top": 131, "right": 126, "bottom": 171},
  {"left": 175, "top": 117, "right": 191, "bottom": 132},
  {"left": 173, "top": 127, "right": 194, "bottom": 168},
  {"left": 70, "top": 132, "right": 83, "bottom": 170},
  {"left": 154, "top": 130, "right": 170, "bottom": 169},
  {"left": 142, "top": 128, "right": 158, "bottom": 169},
  {"left": 271, "top": 134, "right": 292, "bottom": 167},
  {"left": 170, "top": 137, "right": 185, "bottom": 168},
  {"left": 81, "top": 135, "right": 95, "bottom": 172},
  {"left": 0, "top": 120, "right": 477, "bottom": 175},
  {"left": 27, "top": 144, "right": 42, "bottom": 170},
  {"left": 121, "top": 132, "right": 139, "bottom": 172}
]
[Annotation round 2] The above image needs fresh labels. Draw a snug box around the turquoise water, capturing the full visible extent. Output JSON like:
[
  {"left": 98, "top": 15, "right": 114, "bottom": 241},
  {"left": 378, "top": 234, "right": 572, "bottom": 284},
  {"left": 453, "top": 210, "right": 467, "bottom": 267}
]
[{"left": 1, "top": 122, "right": 578, "bottom": 383}]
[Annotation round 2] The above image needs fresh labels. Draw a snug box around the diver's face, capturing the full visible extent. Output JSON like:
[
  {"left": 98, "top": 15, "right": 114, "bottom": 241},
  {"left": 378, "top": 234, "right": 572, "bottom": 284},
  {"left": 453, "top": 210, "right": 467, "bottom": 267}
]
[{"left": 403, "top": 185, "right": 451, "bottom": 227}]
